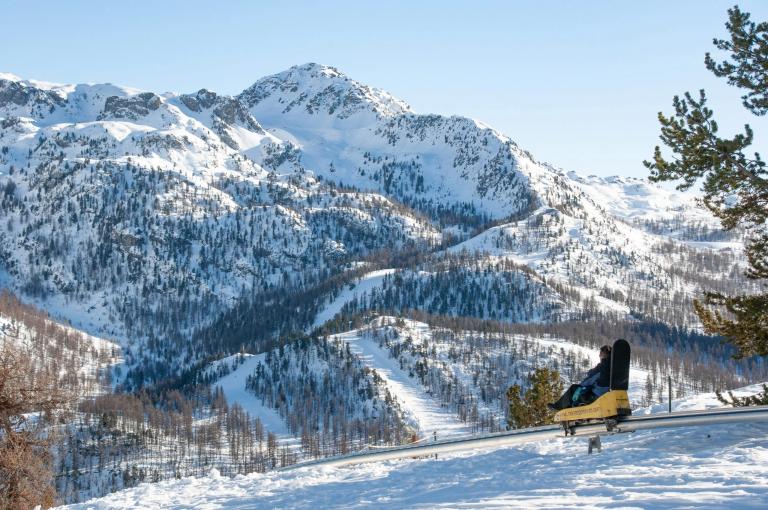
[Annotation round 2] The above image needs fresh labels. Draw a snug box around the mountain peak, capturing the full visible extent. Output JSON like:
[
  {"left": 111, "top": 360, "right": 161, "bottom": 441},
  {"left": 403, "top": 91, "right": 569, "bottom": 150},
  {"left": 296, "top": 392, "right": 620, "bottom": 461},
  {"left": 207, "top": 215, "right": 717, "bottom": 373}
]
[
  {"left": 0, "top": 72, "right": 23, "bottom": 82},
  {"left": 238, "top": 63, "right": 412, "bottom": 120},
  {"left": 289, "top": 62, "right": 345, "bottom": 78}
]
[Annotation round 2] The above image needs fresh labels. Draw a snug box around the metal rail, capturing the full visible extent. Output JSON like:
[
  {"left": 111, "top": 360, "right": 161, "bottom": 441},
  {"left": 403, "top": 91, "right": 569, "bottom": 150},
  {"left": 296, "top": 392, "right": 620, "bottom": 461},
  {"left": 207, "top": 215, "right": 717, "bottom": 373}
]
[
  {"left": 283, "top": 405, "right": 768, "bottom": 470},
  {"left": 612, "top": 405, "right": 768, "bottom": 433}
]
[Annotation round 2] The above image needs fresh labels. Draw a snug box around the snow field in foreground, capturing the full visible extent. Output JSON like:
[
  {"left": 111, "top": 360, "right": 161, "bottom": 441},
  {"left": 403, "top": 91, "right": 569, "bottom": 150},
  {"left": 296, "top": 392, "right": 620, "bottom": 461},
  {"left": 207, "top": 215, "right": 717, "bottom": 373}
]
[{"left": 62, "top": 385, "right": 768, "bottom": 509}]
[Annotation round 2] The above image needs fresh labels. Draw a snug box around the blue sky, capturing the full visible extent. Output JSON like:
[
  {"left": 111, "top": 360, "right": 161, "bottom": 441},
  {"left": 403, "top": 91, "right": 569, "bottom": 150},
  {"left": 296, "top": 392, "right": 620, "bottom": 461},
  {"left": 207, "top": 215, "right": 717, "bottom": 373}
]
[{"left": 3, "top": 0, "right": 768, "bottom": 178}]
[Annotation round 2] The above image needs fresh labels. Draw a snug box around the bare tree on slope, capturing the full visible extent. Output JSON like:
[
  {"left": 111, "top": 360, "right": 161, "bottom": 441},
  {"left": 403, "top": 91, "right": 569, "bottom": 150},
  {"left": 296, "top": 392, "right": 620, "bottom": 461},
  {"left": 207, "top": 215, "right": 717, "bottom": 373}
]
[{"left": 0, "top": 341, "right": 72, "bottom": 509}]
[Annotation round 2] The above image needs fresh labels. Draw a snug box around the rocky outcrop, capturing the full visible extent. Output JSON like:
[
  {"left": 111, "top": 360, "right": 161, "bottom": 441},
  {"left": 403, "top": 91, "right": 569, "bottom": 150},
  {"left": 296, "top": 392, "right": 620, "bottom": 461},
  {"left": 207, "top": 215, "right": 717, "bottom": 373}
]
[
  {"left": 179, "top": 89, "right": 265, "bottom": 149},
  {"left": 0, "top": 79, "right": 65, "bottom": 117},
  {"left": 100, "top": 92, "right": 162, "bottom": 120}
]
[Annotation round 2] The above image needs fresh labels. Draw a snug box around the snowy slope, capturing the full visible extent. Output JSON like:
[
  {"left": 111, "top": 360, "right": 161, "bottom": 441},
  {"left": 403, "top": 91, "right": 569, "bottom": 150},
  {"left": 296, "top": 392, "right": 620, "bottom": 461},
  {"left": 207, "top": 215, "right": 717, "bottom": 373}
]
[
  {"left": 207, "top": 354, "right": 291, "bottom": 436},
  {"left": 62, "top": 384, "right": 768, "bottom": 509},
  {"left": 563, "top": 170, "right": 741, "bottom": 247},
  {"left": 564, "top": 171, "right": 705, "bottom": 222},
  {"left": 335, "top": 327, "right": 473, "bottom": 438},
  {"left": 311, "top": 269, "right": 396, "bottom": 330},
  {"left": 0, "top": 301, "right": 120, "bottom": 396}
]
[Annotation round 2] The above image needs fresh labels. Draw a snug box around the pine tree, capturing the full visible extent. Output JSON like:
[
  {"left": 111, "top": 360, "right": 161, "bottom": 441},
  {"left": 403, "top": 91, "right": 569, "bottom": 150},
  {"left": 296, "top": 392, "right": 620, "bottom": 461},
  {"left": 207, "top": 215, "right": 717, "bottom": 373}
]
[
  {"left": 716, "top": 383, "right": 768, "bottom": 407},
  {"left": 645, "top": 6, "right": 768, "bottom": 358},
  {"left": 506, "top": 368, "right": 563, "bottom": 429}
]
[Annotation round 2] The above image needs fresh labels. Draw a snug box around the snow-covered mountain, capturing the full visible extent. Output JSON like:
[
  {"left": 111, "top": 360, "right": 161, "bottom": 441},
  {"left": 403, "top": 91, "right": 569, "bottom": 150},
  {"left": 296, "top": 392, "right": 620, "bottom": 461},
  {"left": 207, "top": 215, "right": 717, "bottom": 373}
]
[
  {"left": 239, "top": 64, "right": 534, "bottom": 222},
  {"left": 4, "top": 63, "right": 766, "bottom": 510},
  {"left": 0, "top": 64, "right": 750, "bottom": 387}
]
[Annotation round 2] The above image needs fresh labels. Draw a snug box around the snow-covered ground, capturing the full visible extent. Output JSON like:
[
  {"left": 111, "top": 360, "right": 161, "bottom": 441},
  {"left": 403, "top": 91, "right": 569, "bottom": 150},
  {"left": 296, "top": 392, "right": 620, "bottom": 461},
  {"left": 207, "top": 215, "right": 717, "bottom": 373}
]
[{"left": 62, "top": 384, "right": 768, "bottom": 509}]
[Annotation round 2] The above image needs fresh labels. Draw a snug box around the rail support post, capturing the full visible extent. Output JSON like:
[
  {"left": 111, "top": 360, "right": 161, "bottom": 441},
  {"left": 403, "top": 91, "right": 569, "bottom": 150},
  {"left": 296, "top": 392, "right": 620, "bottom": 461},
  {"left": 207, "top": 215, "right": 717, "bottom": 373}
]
[{"left": 587, "top": 435, "right": 602, "bottom": 455}]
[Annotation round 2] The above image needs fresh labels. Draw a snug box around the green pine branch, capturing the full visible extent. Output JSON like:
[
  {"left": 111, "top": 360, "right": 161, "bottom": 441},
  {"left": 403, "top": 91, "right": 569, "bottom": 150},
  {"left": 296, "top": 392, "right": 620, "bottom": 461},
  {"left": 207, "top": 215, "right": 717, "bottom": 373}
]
[{"left": 645, "top": 5, "right": 768, "bottom": 358}]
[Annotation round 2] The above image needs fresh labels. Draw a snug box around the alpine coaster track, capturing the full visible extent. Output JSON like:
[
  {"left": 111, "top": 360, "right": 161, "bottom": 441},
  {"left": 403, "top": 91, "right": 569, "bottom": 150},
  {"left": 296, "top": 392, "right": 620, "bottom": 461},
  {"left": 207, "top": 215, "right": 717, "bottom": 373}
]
[{"left": 282, "top": 405, "right": 768, "bottom": 470}]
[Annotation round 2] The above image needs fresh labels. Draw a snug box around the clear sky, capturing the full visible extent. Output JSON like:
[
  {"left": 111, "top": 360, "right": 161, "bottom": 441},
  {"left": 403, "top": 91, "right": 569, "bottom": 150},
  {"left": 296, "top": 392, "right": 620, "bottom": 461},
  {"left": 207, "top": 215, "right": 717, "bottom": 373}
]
[{"left": 3, "top": 0, "right": 768, "bottom": 178}]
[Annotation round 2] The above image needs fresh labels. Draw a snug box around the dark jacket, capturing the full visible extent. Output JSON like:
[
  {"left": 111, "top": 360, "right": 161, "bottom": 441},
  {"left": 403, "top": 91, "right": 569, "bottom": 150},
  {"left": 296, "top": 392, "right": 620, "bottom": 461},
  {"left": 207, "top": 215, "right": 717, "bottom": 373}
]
[{"left": 585, "top": 357, "right": 611, "bottom": 388}]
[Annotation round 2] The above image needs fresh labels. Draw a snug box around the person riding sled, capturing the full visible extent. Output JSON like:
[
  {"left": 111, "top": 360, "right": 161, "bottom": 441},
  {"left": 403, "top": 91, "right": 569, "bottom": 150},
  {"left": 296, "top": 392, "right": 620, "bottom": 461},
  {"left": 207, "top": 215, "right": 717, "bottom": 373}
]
[{"left": 548, "top": 345, "right": 612, "bottom": 410}]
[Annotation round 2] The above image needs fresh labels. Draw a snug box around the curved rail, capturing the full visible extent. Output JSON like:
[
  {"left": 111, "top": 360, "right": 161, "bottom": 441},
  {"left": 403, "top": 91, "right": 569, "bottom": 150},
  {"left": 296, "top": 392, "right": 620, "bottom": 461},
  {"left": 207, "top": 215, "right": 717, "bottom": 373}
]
[{"left": 283, "top": 405, "right": 768, "bottom": 470}]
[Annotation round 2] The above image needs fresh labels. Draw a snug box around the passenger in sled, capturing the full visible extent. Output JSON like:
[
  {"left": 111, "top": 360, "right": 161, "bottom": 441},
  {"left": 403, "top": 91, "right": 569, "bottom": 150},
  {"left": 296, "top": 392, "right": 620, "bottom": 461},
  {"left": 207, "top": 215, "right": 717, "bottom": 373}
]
[{"left": 549, "top": 345, "right": 612, "bottom": 411}]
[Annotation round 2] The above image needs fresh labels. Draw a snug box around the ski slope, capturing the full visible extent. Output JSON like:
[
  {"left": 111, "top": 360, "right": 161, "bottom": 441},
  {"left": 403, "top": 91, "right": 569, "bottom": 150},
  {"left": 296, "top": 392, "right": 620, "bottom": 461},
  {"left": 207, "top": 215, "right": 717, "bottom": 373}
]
[
  {"left": 311, "top": 269, "right": 396, "bottom": 330},
  {"left": 335, "top": 327, "right": 473, "bottom": 438},
  {"left": 209, "top": 354, "right": 291, "bottom": 436},
  {"left": 62, "top": 384, "right": 768, "bottom": 509}
]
